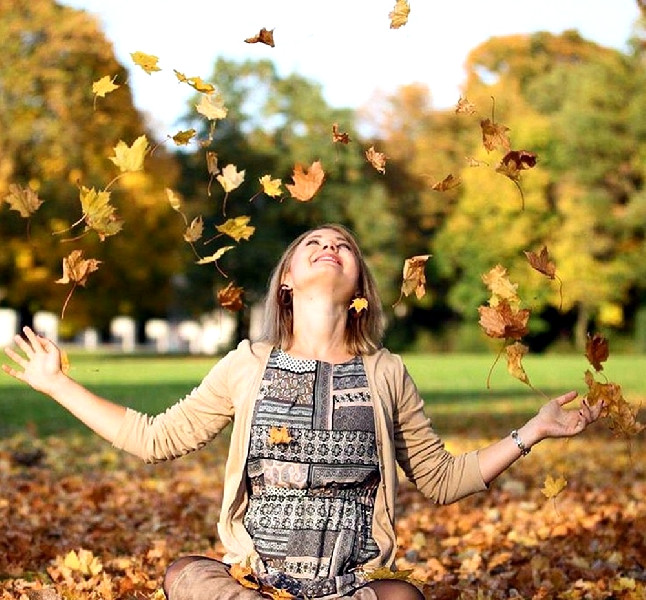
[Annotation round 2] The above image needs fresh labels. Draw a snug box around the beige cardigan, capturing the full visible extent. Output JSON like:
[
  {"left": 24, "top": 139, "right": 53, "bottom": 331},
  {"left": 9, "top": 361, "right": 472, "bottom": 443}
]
[{"left": 113, "top": 341, "right": 487, "bottom": 571}]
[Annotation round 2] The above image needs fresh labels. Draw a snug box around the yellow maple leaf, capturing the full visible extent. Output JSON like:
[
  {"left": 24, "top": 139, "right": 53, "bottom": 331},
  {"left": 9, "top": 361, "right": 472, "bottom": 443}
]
[
  {"left": 79, "top": 186, "right": 123, "bottom": 240},
  {"left": 4, "top": 184, "right": 43, "bottom": 217},
  {"left": 259, "top": 174, "right": 282, "bottom": 198},
  {"left": 388, "top": 0, "right": 410, "bottom": 29},
  {"left": 174, "top": 70, "right": 215, "bottom": 93},
  {"left": 541, "top": 474, "right": 567, "bottom": 499},
  {"left": 268, "top": 425, "right": 293, "bottom": 446},
  {"left": 130, "top": 51, "right": 161, "bottom": 74},
  {"left": 350, "top": 297, "right": 368, "bottom": 313},
  {"left": 481, "top": 265, "right": 520, "bottom": 308},
  {"left": 217, "top": 164, "right": 245, "bottom": 193},
  {"left": 184, "top": 215, "right": 204, "bottom": 243},
  {"left": 196, "top": 245, "right": 234, "bottom": 265},
  {"left": 63, "top": 549, "right": 103, "bottom": 577},
  {"left": 171, "top": 129, "right": 197, "bottom": 146},
  {"left": 109, "top": 135, "right": 149, "bottom": 172},
  {"left": 92, "top": 75, "right": 119, "bottom": 98},
  {"left": 505, "top": 342, "right": 530, "bottom": 385},
  {"left": 195, "top": 92, "right": 228, "bottom": 120},
  {"left": 216, "top": 216, "right": 255, "bottom": 242}
]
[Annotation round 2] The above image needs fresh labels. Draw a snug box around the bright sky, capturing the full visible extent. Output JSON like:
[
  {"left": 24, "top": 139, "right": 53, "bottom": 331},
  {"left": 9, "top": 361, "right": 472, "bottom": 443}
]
[{"left": 60, "top": 0, "right": 641, "bottom": 136}]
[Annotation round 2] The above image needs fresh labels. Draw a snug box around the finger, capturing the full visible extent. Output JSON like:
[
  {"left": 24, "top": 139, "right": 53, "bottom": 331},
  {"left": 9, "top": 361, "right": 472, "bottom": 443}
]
[
  {"left": 556, "top": 390, "right": 578, "bottom": 406},
  {"left": 4, "top": 346, "right": 27, "bottom": 368},
  {"left": 22, "top": 327, "right": 43, "bottom": 353},
  {"left": 13, "top": 334, "right": 34, "bottom": 357},
  {"left": 1, "top": 363, "right": 23, "bottom": 381}
]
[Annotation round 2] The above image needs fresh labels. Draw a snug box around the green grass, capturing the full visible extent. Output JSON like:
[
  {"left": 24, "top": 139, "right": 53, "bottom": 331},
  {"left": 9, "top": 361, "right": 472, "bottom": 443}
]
[{"left": 1, "top": 351, "right": 644, "bottom": 437}]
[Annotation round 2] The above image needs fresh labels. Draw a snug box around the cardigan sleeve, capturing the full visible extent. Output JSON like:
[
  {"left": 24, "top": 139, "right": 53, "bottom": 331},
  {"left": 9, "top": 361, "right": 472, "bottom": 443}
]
[
  {"left": 392, "top": 361, "right": 487, "bottom": 504},
  {"left": 112, "top": 348, "right": 237, "bottom": 463}
]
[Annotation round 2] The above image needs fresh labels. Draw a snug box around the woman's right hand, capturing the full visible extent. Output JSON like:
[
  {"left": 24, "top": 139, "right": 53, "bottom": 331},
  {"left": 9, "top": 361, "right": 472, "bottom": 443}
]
[{"left": 2, "top": 326, "right": 66, "bottom": 395}]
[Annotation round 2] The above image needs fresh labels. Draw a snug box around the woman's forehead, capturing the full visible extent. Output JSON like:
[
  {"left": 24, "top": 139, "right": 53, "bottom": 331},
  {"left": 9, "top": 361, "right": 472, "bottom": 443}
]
[{"left": 304, "top": 227, "right": 352, "bottom": 242}]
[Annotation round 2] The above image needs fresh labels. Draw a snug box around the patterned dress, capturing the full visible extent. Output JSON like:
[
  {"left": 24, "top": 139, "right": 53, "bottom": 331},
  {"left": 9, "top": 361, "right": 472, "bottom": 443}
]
[{"left": 244, "top": 349, "right": 381, "bottom": 599}]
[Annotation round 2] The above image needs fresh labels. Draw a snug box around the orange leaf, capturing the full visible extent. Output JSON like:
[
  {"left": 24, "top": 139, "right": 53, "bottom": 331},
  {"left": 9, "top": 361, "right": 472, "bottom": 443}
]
[
  {"left": 525, "top": 245, "right": 556, "bottom": 279},
  {"left": 56, "top": 250, "right": 101, "bottom": 287},
  {"left": 229, "top": 563, "right": 260, "bottom": 590},
  {"left": 505, "top": 342, "right": 530, "bottom": 385},
  {"left": 217, "top": 282, "right": 244, "bottom": 312},
  {"left": 285, "top": 161, "right": 325, "bottom": 202},
  {"left": 332, "top": 123, "right": 351, "bottom": 144},
  {"left": 398, "top": 255, "right": 431, "bottom": 302},
  {"left": 244, "top": 27, "right": 275, "bottom": 47},
  {"left": 585, "top": 332, "right": 609, "bottom": 372},
  {"left": 478, "top": 301, "right": 530, "bottom": 340},
  {"left": 455, "top": 96, "right": 477, "bottom": 115},
  {"left": 480, "top": 118, "right": 511, "bottom": 152},
  {"left": 481, "top": 264, "right": 520, "bottom": 308},
  {"left": 388, "top": 0, "right": 410, "bottom": 29},
  {"left": 267, "top": 425, "right": 293, "bottom": 446},
  {"left": 365, "top": 146, "right": 387, "bottom": 174}
]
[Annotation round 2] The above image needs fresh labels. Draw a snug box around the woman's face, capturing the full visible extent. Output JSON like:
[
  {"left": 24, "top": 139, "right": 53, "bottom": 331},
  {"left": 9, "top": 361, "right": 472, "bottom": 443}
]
[{"left": 283, "top": 228, "right": 360, "bottom": 302}]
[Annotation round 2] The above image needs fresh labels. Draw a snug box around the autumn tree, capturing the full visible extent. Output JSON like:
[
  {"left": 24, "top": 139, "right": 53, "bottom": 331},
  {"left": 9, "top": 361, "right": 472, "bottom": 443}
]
[{"left": 0, "top": 0, "right": 183, "bottom": 333}]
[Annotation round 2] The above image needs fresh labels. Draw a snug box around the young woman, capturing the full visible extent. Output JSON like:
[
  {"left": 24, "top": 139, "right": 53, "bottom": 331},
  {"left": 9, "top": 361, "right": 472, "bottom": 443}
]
[{"left": 3, "top": 224, "right": 602, "bottom": 600}]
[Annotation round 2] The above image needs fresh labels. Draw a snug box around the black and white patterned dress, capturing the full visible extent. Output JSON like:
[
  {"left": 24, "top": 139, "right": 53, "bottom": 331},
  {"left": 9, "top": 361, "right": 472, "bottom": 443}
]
[{"left": 244, "top": 348, "right": 381, "bottom": 598}]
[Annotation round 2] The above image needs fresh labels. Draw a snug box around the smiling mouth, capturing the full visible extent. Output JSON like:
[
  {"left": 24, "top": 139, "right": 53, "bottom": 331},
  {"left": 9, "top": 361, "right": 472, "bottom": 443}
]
[{"left": 314, "top": 255, "right": 341, "bottom": 265}]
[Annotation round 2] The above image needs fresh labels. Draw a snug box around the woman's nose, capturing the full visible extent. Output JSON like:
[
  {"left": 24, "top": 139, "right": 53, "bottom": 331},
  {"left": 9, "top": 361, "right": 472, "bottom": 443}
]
[{"left": 322, "top": 243, "right": 337, "bottom": 251}]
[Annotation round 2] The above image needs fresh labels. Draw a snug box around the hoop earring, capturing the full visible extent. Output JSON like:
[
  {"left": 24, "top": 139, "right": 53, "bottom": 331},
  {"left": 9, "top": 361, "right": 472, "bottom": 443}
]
[{"left": 278, "top": 284, "right": 293, "bottom": 307}]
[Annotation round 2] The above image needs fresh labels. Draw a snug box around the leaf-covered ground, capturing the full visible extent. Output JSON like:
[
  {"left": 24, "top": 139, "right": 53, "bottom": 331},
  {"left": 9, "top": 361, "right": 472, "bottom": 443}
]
[{"left": 1, "top": 424, "right": 644, "bottom": 600}]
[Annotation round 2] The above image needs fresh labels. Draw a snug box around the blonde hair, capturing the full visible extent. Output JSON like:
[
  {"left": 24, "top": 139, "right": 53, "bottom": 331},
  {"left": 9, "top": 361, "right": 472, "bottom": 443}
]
[{"left": 257, "top": 224, "right": 384, "bottom": 355}]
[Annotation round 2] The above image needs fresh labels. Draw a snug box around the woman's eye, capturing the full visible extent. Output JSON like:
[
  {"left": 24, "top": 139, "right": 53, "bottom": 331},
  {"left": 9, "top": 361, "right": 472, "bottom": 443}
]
[
  {"left": 338, "top": 243, "right": 351, "bottom": 250},
  {"left": 305, "top": 239, "right": 320, "bottom": 246}
]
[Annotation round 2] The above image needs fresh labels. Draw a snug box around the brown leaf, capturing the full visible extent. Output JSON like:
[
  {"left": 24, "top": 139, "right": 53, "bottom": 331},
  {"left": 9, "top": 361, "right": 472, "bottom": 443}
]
[
  {"left": 217, "top": 282, "right": 244, "bottom": 312},
  {"left": 184, "top": 216, "right": 204, "bottom": 243},
  {"left": 525, "top": 246, "right": 556, "bottom": 279},
  {"left": 431, "top": 174, "right": 461, "bottom": 192},
  {"left": 4, "top": 184, "right": 44, "bottom": 217},
  {"left": 541, "top": 474, "right": 567, "bottom": 499},
  {"left": 505, "top": 342, "right": 530, "bottom": 385},
  {"left": 455, "top": 96, "right": 477, "bottom": 115},
  {"left": 585, "top": 333, "right": 609, "bottom": 372},
  {"left": 480, "top": 118, "right": 511, "bottom": 152},
  {"left": 206, "top": 151, "right": 220, "bottom": 176},
  {"left": 56, "top": 250, "right": 101, "bottom": 287},
  {"left": 285, "top": 160, "right": 325, "bottom": 201},
  {"left": 398, "top": 255, "right": 431, "bottom": 302},
  {"left": 496, "top": 150, "right": 537, "bottom": 182},
  {"left": 478, "top": 301, "right": 530, "bottom": 340},
  {"left": 244, "top": 27, "right": 275, "bottom": 47},
  {"left": 365, "top": 146, "right": 387, "bottom": 174},
  {"left": 332, "top": 123, "right": 351, "bottom": 144},
  {"left": 388, "top": 0, "right": 410, "bottom": 29}
]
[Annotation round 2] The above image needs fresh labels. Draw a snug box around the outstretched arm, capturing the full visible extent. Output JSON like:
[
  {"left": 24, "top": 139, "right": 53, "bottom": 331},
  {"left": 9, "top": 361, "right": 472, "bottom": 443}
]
[
  {"left": 2, "top": 326, "right": 127, "bottom": 443},
  {"left": 477, "top": 390, "right": 603, "bottom": 484}
]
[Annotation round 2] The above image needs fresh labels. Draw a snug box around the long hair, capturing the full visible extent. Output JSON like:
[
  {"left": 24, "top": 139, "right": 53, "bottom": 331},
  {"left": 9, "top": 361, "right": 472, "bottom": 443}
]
[{"left": 256, "top": 224, "right": 384, "bottom": 355}]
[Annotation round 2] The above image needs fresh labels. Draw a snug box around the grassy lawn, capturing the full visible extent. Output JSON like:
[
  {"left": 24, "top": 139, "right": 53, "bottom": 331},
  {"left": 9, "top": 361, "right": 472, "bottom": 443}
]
[{"left": 1, "top": 350, "right": 644, "bottom": 437}]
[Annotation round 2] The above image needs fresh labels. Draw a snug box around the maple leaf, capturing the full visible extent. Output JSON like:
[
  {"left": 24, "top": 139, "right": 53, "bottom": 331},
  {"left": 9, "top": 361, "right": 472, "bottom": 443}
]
[
  {"left": 4, "top": 184, "right": 43, "bottom": 217},
  {"left": 130, "top": 51, "right": 161, "bottom": 74},
  {"left": 217, "top": 164, "right": 245, "bottom": 193},
  {"left": 496, "top": 150, "right": 538, "bottom": 210},
  {"left": 92, "top": 75, "right": 119, "bottom": 98},
  {"left": 481, "top": 264, "right": 520, "bottom": 308},
  {"left": 196, "top": 245, "right": 234, "bottom": 265},
  {"left": 541, "top": 474, "right": 567, "bottom": 499},
  {"left": 478, "top": 301, "right": 530, "bottom": 340},
  {"left": 505, "top": 342, "right": 530, "bottom": 385},
  {"left": 388, "top": 0, "right": 410, "bottom": 29},
  {"left": 267, "top": 425, "right": 293, "bottom": 445},
  {"left": 350, "top": 297, "right": 368, "bottom": 313},
  {"left": 585, "top": 332, "right": 609, "bottom": 372},
  {"left": 184, "top": 216, "right": 203, "bottom": 243},
  {"left": 365, "top": 146, "right": 387, "bottom": 174},
  {"left": 171, "top": 129, "right": 197, "bottom": 146},
  {"left": 432, "top": 174, "right": 461, "bottom": 191},
  {"left": 174, "top": 70, "right": 215, "bottom": 93},
  {"left": 109, "top": 135, "right": 149, "bottom": 172},
  {"left": 393, "top": 255, "right": 431, "bottom": 306},
  {"left": 244, "top": 27, "right": 275, "bottom": 47},
  {"left": 79, "top": 186, "right": 123, "bottom": 240},
  {"left": 259, "top": 174, "right": 282, "bottom": 198},
  {"left": 285, "top": 160, "right": 325, "bottom": 202},
  {"left": 56, "top": 250, "right": 101, "bottom": 319},
  {"left": 332, "top": 123, "right": 351, "bottom": 144},
  {"left": 229, "top": 563, "right": 260, "bottom": 590},
  {"left": 480, "top": 118, "right": 511, "bottom": 152},
  {"left": 525, "top": 246, "right": 556, "bottom": 279},
  {"left": 195, "top": 92, "right": 228, "bottom": 120},
  {"left": 216, "top": 216, "right": 255, "bottom": 242},
  {"left": 63, "top": 549, "right": 103, "bottom": 577},
  {"left": 455, "top": 96, "right": 477, "bottom": 115},
  {"left": 217, "top": 282, "right": 244, "bottom": 312}
]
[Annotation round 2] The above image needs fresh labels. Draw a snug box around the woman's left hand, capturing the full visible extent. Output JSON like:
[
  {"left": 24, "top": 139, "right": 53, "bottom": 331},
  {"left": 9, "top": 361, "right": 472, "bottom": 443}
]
[{"left": 534, "top": 390, "right": 604, "bottom": 439}]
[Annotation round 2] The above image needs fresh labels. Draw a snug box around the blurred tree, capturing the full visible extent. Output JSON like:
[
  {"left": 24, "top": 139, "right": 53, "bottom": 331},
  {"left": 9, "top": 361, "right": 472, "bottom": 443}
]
[{"left": 0, "top": 0, "right": 183, "bottom": 335}]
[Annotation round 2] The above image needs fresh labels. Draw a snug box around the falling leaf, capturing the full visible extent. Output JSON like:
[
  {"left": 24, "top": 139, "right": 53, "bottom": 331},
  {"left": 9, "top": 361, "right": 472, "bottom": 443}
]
[
  {"left": 130, "top": 51, "right": 161, "bottom": 74},
  {"left": 332, "top": 123, "right": 351, "bottom": 144},
  {"left": 92, "top": 75, "right": 119, "bottom": 98},
  {"left": 350, "top": 297, "right": 368, "bottom": 313},
  {"left": 541, "top": 474, "right": 567, "bottom": 499},
  {"left": 60, "top": 349, "right": 70, "bottom": 375},
  {"left": 285, "top": 160, "right": 325, "bottom": 202},
  {"left": 480, "top": 118, "right": 511, "bottom": 152},
  {"left": 4, "top": 184, "right": 43, "bottom": 217},
  {"left": 217, "top": 164, "right": 245, "bottom": 193},
  {"left": 394, "top": 255, "right": 431, "bottom": 306},
  {"left": 184, "top": 216, "right": 203, "bottom": 243},
  {"left": 229, "top": 563, "right": 260, "bottom": 590},
  {"left": 56, "top": 250, "right": 101, "bottom": 318},
  {"left": 496, "top": 150, "right": 537, "bottom": 210},
  {"left": 206, "top": 151, "right": 220, "bottom": 176},
  {"left": 506, "top": 342, "right": 530, "bottom": 385},
  {"left": 109, "top": 135, "right": 149, "bottom": 172},
  {"left": 388, "top": 0, "right": 410, "bottom": 29},
  {"left": 465, "top": 156, "right": 488, "bottom": 167},
  {"left": 267, "top": 425, "right": 293, "bottom": 445},
  {"left": 196, "top": 245, "right": 234, "bottom": 265},
  {"left": 216, "top": 216, "right": 255, "bottom": 242},
  {"left": 244, "top": 27, "right": 275, "bottom": 47},
  {"left": 166, "top": 188, "right": 182, "bottom": 212},
  {"left": 478, "top": 301, "right": 530, "bottom": 340},
  {"left": 525, "top": 246, "right": 556, "bottom": 279},
  {"left": 195, "top": 92, "right": 228, "bottom": 120},
  {"left": 217, "top": 282, "right": 244, "bottom": 312},
  {"left": 174, "top": 70, "right": 215, "bottom": 93},
  {"left": 481, "top": 265, "right": 520, "bottom": 308},
  {"left": 79, "top": 186, "right": 123, "bottom": 240},
  {"left": 455, "top": 96, "right": 477, "bottom": 115},
  {"left": 585, "top": 333, "right": 609, "bottom": 372},
  {"left": 365, "top": 146, "right": 387, "bottom": 174},
  {"left": 259, "top": 174, "right": 282, "bottom": 198},
  {"left": 171, "top": 129, "right": 197, "bottom": 146},
  {"left": 432, "top": 174, "right": 461, "bottom": 191}
]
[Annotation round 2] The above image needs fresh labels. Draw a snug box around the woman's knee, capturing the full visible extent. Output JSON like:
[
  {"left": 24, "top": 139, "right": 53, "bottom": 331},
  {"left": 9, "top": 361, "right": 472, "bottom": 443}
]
[
  {"left": 162, "top": 555, "right": 212, "bottom": 598},
  {"left": 365, "top": 578, "right": 425, "bottom": 600}
]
